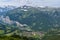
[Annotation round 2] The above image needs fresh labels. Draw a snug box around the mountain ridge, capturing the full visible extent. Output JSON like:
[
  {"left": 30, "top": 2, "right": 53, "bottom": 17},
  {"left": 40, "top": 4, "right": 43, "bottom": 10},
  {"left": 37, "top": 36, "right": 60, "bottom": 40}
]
[{"left": 5, "top": 6, "right": 60, "bottom": 32}]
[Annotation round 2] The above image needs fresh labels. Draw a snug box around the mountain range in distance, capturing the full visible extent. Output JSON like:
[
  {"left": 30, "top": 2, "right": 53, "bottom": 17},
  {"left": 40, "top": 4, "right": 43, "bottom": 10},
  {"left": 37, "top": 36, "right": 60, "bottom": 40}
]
[{"left": 0, "top": 5, "right": 60, "bottom": 35}]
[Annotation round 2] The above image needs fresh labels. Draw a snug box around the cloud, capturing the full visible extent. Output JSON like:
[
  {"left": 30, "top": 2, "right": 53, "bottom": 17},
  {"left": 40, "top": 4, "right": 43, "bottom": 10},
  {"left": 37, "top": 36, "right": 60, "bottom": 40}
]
[
  {"left": 0, "top": 0, "right": 9, "bottom": 2},
  {"left": 0, "top": 0, "right": 60, "bottom": 7},
  {"left": 0, "top": 0, "right": 20, "bottom": 6}
]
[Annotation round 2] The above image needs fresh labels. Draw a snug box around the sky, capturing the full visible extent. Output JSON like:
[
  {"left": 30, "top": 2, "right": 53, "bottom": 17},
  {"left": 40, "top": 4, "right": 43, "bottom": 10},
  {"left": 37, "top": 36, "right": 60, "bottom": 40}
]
[{"left": 0, "top": 0, "right": 60, "bottom": 7}]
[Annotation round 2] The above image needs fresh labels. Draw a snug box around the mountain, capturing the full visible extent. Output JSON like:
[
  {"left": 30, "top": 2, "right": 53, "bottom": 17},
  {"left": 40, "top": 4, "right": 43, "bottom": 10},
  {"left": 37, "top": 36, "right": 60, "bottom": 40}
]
[
  {"left": 0, "top": 6, "right": 17, "bottom": 15},
  {"left": 5, "top": 5, "right": 60, "bottom": 32},
  {"left": 0, "top": 5, "right": 60, "bottom": 40}
]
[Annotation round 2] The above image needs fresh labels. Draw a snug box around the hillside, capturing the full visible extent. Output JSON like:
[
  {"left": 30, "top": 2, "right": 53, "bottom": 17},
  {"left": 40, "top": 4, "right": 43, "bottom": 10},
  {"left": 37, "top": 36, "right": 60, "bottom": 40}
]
[
  {"left": 5, "top": 6, "right": 60, "bottom": 31},
  {"left": 42, "top": 30, "right": 60, "bottom": 40},
  {"left": 0, "top": 5, "right": 60, "bottom": 40}
]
